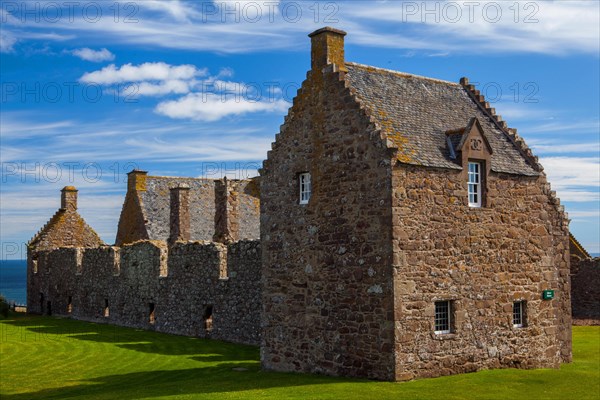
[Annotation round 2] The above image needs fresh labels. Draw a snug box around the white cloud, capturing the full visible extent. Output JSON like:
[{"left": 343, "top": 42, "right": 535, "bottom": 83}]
[
  {"left": 125, "top": 80, "right": 194, "bottom": 97},
  {"left": 530, "top": 142, "right": 600, "bottom": 155},
  {"left": 0, "top": 30, "right": 17, "bottom": 53},
  {"left": 0, "top": 119, "right": 75, "bottom": 139},
  {"left": 139, "top": 0, "right": 201, "bottom": 22},
  {"left": 1, "top": 1, "right": 597, "bottom": 56},
  {"left": 71, "top": 48, "right": 115, "bottom": 62},
  {"left": 345, "top": 1, "right": 600, "bottom": 55},
  {"left": 155, "top": 93, "right": 289, "bottom": 121},
  {"left": 0, "top": 111, "right": 274, "bottom": 163},
  {"left": 525, "top": 120, "right": 600, "bottom": 134},
  {"left": 541, "top": 156, "right": 600, "bottom": 203},
  {"left": 214, "top": 0, "right": 281, "bottom": 16},
  {"left": 80, "top": 62, "right": 206, "bottom": 85},
  {"left": 542, "top": 157, "right": 600, "bottom": 188},
  {"left": 569, "top": 211, "right": 600, "bottom": 219},
  {"left": 557, "top": 191, "right": 600, "bottom": 203},
  {"left": 78, "top": 63, "right": 290, "bottom": 120}
]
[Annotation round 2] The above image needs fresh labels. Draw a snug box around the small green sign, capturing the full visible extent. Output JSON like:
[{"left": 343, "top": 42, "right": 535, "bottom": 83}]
[{"left": 542, "top": 290, "right": 555, "bottom": 300}]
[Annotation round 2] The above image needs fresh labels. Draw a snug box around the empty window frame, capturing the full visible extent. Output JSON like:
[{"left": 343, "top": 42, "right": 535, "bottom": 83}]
[
  {"left": 468, "top": 161, "right": 482, "bottom": 207},
  {"left": 149, "top": 303, "right": 156, "bottom": 324},
  {"left": 203, "top": 305, "right": 214, "bottom": 333},
  {"left": 434, "top": 300, "right": 452, "bottom": 334},
  {"left": 299, "top": 172, "right": 311, "bottom": 205},
  {"left": 103, "top": 299, "right": 110, "bottom": 318},
  {"left": 513, "top": 301, "right": 526, "bottom": 328}
]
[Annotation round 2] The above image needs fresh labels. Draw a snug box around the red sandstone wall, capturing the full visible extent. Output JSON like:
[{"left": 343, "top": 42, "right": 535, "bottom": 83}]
[{"left": 391, "top": 165, "right": 571, "bottom": 380}]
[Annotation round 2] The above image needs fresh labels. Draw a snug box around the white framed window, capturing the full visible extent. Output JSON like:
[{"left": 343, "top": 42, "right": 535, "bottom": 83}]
[
  {"left": 468, "top": 161, "right": 482, "bottom": 207},
  {"left": 513, "top": 301, "right": 526, "bottom": 328},
  {"left": 434, "top": 300, "right": 452, "bottom": 334},
  {"left": 299, "top": 172, "right": 311, "bottom": 205}
]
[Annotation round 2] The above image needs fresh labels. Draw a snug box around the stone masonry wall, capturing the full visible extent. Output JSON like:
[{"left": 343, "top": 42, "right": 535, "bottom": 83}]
[
  {"left": 235, "top": 179, "right": 261, "bottom": 241},
  {"left": 261, "top": 64, "right": 397, "bottom": 380},
  {"left": 27, "top": 240, "right": 261, "bottom": 345},
  {"left": 571, "top": 258, "right": 600, "bottom": 320},
  {"left": 391, "top": 165, "right": 571, "bottom": 380}
]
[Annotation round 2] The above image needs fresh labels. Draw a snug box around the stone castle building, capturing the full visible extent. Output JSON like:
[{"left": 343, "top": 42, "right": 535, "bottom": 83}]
[{"left": 28, "top": 27, "right": 579, "bottom": 381}]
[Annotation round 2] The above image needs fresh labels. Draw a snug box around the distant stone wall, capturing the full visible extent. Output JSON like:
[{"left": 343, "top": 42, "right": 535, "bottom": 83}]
[
  {"left": 116, "top": 175, "right": 260, "bottom": 246},
  {"left": 235, "top": 179, "right": 261, "bottom": 240},
  {"left": 140, "top": 177, "right": 217, "bottom": 242},
  {"left": 571, "top": 258, "right": 600, "bottom": 321},
  {"left": 391, "top": 166, "right": 571, "bottom": 380},
  {"left": 27, "top": 240, "right": 261, "bottom": 345}
]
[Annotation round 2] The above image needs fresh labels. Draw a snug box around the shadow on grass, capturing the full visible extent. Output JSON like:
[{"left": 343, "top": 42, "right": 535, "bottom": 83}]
[
  {"left": 1, "top": 363, "right": 344, "bottom": 400},
  {"left": 2, "top": 316, "right": 355, "bottom": 400},
  {"left": 2, "top": 315, "right": 257, "bottom": 360}
]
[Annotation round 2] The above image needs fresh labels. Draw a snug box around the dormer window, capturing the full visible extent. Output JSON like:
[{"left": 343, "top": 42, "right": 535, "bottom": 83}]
[
  {"left": 299, "top": 172, "right": 311, "bottom": 205},
  {"left": 446, "top": 118, "right": 492, "bottom": 209},
  {"left": 468, "top": 161, "right": 482, "bottom": 207}
]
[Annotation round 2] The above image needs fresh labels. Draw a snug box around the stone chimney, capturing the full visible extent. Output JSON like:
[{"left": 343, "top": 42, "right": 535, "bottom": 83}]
[
  {"left": 127, "top": 169, "right": 148, "bottom": 192},
  {"left": 169, "top": 184, "right": 190, "bottom": 243},
  {"left": 61, "top": 186, "right": 78, "bottom": 211},
  {"left": 308, "top": 26, "right": 347, "bottom": 72},
  {"left": 213, "top": 177, "right": 238, "bottom": 244}
]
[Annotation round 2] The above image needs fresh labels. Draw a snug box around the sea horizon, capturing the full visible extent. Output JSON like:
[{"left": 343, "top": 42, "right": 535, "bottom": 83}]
[{"left": 0, "top": 260, "right": 27, "bottom": 305}]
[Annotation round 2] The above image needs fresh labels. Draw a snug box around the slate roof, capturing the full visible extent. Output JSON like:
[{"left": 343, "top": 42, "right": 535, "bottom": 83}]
[
  {"left": 344, "top": 62, "right": 538, "bottom": 176},
  {"left": 139, "top": 176, "right": 217, "bottom": 242}
]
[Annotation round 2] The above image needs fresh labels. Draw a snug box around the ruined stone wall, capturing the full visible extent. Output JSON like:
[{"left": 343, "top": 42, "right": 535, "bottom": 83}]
[
  {"left": 391, "top": 165, "right": 571, "bottom": 380},
  {"left": 571, "top": 258, "right": 600, "bottom": 321},
  {"left": 27, "top": 240, "right": 261, "bottom": 346},
  {"left": 261, "top": 65, "right": 397, "bottom": 380},
  {"left": 235, "top": 179, "right": 261, "bottom": 240},
  {"left": 117, "top": 176, "right": 259, "bottom": 246},
  {"left": 142, "top": 177, "right": 217, "bottom": 242}
]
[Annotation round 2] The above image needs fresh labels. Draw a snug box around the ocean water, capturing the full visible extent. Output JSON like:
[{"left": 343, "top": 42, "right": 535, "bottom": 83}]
[{"left": 0, "top": 260, "right": 27, "bottom": 305}]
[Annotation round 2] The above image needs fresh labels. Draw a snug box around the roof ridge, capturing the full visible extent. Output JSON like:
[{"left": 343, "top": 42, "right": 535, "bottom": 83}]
[{"left": 345, "top": 62, "right": 460, "bottom": 86}]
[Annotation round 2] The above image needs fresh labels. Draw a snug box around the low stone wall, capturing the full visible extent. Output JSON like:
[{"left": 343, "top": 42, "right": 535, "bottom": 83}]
[
  {"left": 571, "top": 258, "right": 600, "bottom": 322},
  {"left": 27, "top": 240, "right": 261, "bottom": 345}
]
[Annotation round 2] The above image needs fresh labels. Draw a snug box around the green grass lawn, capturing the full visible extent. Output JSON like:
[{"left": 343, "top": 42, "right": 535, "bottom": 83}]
[{"left": 1, "top": 315, "right": 598, "bottom": 399}]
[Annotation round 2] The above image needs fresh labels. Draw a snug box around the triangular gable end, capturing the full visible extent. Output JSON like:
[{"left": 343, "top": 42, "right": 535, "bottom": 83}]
[{"left": 457, "top": 117, "right": 493, "bottom": 157}]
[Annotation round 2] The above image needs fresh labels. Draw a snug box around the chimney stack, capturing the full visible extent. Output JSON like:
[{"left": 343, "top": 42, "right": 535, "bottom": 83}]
[
  {"left": 61, "top": 186, "right": 78, "bottom": 211},
  {"left": 308, "top": 26, "right": 347, "bottom": 72},
  {"left": 127, "top": 169, "right": 148, "bottom": 192},
  {"left": 169, "top": 184, "right": 191, "bottom": 243}
]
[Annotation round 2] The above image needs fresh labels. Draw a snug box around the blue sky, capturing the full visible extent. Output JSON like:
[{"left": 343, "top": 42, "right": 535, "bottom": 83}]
[{"left": 1, "top": 0, "right": 599, "bottom": 259}]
